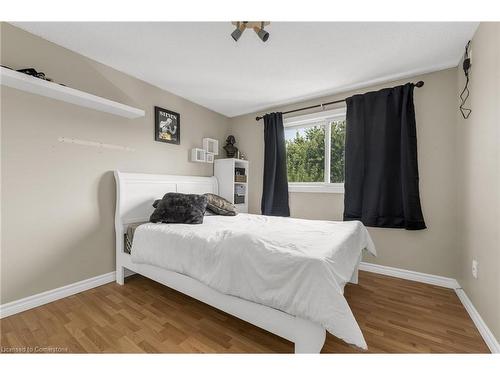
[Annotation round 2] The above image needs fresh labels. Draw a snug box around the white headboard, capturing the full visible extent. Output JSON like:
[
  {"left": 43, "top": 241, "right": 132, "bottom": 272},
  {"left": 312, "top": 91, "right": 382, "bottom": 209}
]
[{"left": 114, "top": 170, "right": 218, "bottom": 228}]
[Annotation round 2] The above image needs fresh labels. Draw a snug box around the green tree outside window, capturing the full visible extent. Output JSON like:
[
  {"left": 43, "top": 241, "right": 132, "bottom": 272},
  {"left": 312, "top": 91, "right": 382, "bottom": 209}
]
[{"left": 285, "top": 120, "right": 345, "bottom": 183}]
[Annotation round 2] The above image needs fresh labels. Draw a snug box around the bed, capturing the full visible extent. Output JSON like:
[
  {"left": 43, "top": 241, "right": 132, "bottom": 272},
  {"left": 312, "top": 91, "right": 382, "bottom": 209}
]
[{"left": 114, "top": 170, "right": 376, "bottom": 353}]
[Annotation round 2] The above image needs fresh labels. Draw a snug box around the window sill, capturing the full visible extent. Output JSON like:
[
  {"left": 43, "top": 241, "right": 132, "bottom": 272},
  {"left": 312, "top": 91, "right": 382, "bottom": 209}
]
[{"left": 288, "top": 183, "right": 344, "bottom": 194}]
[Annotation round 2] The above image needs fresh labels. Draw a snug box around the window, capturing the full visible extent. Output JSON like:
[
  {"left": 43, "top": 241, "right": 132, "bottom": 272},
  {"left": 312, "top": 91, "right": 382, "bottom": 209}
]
[{"left": 284, "top": 108, "right": 346, "bottom": 193}]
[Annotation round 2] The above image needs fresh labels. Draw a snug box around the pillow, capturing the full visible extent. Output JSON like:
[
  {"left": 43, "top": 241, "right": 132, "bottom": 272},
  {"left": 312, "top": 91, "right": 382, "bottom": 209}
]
[
  {"left": 204, "top": 193, "right": 237, "bottom": 216},
  {"left": 150, "top": 193, "right": 207, "bottom": 224}
]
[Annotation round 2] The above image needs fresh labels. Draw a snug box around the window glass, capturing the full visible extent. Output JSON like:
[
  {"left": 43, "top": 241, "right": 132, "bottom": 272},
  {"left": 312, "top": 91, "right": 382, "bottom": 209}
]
[
  {"left": 330, "top": 119, "right": 346, "bottom": 183},
  {"left": 285, "top": 124, "right": 325, "bottom": 182}
]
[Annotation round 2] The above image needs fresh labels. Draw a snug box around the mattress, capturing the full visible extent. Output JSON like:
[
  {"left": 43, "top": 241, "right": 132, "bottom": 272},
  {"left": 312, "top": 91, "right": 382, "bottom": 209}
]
[{"left": 129, "top": 213, "right": 376, "bottom": 349}]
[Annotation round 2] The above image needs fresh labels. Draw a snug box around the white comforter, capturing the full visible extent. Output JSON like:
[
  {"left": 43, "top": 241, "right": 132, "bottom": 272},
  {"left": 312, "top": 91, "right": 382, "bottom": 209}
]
[{"left": 131, "top": 213, "right": 376, "bottom": 349}]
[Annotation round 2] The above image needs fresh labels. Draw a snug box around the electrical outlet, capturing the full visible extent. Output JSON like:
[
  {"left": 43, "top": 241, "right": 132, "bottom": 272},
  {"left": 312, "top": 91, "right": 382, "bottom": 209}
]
[{"left": 472, "top": 259, "right": 478, "bottom": 279}]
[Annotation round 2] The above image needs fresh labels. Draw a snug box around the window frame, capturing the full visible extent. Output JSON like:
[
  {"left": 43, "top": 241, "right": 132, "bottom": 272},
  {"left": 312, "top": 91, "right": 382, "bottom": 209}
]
[{"left": 284, "top": 108, "right": 346, "bottom": 194}]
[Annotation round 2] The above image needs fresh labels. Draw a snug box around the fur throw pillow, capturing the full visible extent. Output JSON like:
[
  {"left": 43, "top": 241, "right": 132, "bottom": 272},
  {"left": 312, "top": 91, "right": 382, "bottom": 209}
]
[{"left": 150, "top": 193, "right": 207, "bottom": 224}]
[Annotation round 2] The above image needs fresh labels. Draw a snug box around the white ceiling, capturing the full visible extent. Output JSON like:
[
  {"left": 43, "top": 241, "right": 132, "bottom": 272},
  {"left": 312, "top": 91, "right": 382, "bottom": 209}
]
[{"left": 13, "top": 22, "right": 478, "bottom": 117}]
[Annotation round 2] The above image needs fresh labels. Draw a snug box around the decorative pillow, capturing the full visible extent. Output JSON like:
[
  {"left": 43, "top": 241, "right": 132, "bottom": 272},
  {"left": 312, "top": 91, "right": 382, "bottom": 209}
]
[
  {"left": 204, "top": 193, "right": 237, "bottom": 216},
  {"left": 150, "top": 193, "right": 208, "bottom": 224}
]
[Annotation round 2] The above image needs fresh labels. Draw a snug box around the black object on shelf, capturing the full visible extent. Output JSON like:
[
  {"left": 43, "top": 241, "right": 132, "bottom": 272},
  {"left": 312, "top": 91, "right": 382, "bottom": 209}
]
[
  {"left": 234, "top": 195, "right": 245, "bottom": 204},
  {"left": 16, "top": 68, "right": 53, "bottom": 82},
  {"left": 235, "top": 167, "right": 246, "bottom": 176},
  {"left": 2, "top": 65, "right": 66, "bottom": 86}
]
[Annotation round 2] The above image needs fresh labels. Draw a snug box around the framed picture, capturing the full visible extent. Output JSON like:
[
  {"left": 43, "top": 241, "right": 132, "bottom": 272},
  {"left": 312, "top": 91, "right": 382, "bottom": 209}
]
[{"left": 155, "top": 106, "right": 180, "bottom": 144}]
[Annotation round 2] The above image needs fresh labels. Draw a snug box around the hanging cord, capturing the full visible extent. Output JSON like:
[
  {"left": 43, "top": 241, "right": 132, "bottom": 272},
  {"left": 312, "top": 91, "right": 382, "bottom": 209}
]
[{"left": 460, "top": 41, "right": 472, "bottom": 119}]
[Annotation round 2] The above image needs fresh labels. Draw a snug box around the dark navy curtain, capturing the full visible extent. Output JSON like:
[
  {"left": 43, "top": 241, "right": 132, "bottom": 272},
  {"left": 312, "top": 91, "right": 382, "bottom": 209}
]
[
  {"left": 261, "top": 112, "right": 290, "bottom": 217},
  {"left": 343, "top": 83, "right": 426, "bottom": 230}
]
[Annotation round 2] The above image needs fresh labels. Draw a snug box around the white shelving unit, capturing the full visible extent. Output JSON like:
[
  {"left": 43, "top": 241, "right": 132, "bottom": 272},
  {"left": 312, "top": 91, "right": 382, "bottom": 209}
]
[
  {"left": 0, "top": 66, "right": 145, "bottom": 119},
  {"left": 214, "top": 158, "right": 249, "bottom": 214}
]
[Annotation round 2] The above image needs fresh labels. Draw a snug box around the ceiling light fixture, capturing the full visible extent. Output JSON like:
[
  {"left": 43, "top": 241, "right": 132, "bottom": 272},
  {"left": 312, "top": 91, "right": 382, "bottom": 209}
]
[
  {"left": 253, "top": 22, "right": 269, "bottom": 42},
  {"left": 231, "top": 22, "right": 247, "bottom": 41},
  {"left": 231, "top": 22, "right": 270, "bottom": 42}
]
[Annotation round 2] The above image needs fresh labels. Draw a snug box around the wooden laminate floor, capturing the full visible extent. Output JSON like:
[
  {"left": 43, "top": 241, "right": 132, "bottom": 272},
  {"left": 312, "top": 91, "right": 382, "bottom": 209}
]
[{"left": 0, "top": 271, "right": 490, "bottom": 353}]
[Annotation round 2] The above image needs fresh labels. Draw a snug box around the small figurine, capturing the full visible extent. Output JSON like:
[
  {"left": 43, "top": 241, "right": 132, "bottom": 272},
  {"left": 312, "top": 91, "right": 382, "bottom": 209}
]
[{"left": 223, "top": 135, "right": 239, "bottom": 158}]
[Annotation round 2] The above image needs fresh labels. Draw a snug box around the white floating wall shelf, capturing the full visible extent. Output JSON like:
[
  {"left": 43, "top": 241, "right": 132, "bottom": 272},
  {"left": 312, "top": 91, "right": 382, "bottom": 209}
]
[
  {"left": 203, "top": 138, "right": 219, "bottom": 155},
  {"left": 191, "top": 148, "right": 207, "bottom": 163},
  {"left": 206, "top": 152, "right": 215, "bottom": 163},
  {"left": 0, "top": 67, "right": 145, "bottom": 119}
]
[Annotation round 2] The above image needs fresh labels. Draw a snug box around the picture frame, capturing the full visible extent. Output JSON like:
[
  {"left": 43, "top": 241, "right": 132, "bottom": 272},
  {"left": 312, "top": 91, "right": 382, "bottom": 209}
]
[{"left": 155, "top": 106, "right": 180, "bottom": 144}]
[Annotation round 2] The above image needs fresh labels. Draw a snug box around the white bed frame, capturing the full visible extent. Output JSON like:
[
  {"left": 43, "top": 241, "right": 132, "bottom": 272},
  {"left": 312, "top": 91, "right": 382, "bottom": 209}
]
[{"left": 114, "top": 170, "right": 351, "bottom": 353}]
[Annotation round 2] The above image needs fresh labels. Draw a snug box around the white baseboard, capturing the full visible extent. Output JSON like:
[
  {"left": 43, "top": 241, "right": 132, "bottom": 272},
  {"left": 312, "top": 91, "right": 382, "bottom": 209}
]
[
  {"left": 455, "top": 288, "right": 500, "bottom": 354},
  {"left": 0, "top": 271, "right": 116, "bottom": 319},
  {"left": 359, "top": 261, "right": 461, "bottom": 289}
]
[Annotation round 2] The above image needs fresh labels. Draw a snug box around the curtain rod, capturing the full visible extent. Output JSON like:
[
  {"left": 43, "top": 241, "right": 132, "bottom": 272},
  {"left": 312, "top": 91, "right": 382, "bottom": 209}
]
[{"left": 255, "top": 80, "right": 424, "bottom": 121}]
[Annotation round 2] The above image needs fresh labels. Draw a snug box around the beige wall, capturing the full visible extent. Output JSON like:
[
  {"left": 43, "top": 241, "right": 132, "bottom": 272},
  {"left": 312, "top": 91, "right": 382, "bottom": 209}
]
[
  {"left": 229, "top": 68, "right": 460, "bottom": 278},
  {"left": 456, "top": 22, "right": 500, "bottom": 339},
  {"left": 0, "top": 23, "right": 230, "bottom": 303}
]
